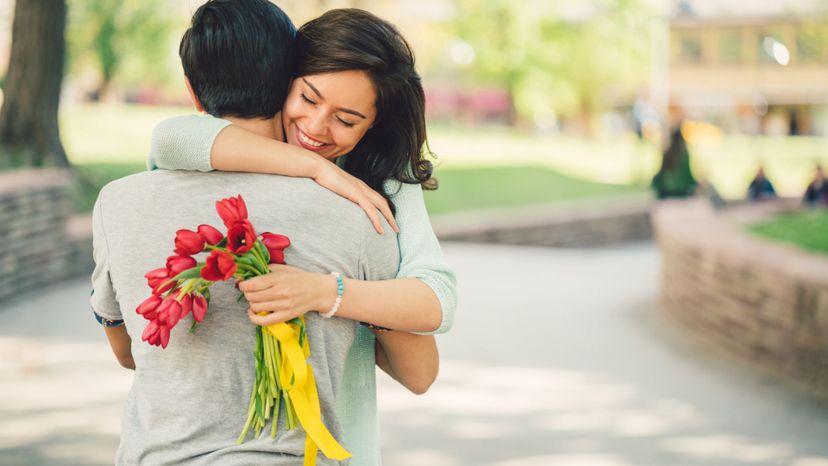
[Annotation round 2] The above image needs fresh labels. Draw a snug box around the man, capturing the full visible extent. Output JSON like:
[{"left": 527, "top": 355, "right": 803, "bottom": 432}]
[{"left": 90, "top": 1, "right": 398, "bottom": 464}]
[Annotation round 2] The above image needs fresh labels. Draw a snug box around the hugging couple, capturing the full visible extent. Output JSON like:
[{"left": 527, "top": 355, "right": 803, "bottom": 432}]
[{"left": 90, "top": 1, "right": 457, "bottom": 465}]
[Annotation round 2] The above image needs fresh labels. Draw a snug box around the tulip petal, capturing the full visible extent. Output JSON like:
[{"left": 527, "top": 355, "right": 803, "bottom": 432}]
[{"left": 160, "top": 326, "right": 170, "bottom": 349}]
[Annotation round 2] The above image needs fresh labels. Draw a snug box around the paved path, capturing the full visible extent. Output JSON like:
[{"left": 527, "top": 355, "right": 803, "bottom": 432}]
[{"left": 2, "top": 242, "right": 828, "bottom": 466}]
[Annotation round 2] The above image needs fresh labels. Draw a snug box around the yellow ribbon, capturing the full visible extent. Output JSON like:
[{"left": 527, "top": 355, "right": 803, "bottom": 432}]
[{"left": 264, "top": 318, "right": 351, "bottom": 466}]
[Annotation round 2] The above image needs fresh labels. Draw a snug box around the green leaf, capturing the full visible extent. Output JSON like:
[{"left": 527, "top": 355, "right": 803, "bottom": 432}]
[{"left": 173, "top": 267, "right": 202, "bottom": 281}]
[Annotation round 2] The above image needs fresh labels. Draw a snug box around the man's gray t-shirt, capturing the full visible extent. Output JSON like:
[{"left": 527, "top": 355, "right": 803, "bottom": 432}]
[{"left": 91, "top": 170, "right": 399, "bottom": 465}]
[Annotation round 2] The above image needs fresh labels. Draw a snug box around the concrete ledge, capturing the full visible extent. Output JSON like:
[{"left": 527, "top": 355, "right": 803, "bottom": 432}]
[
  {"left": 0, "top": 169, "right": 94, "bottom": 302},
  {"left": 0, "top": 168, "right": 71, "bottom": 194},
  {"left": 66, "top": 213, "right": 94, "bottom": 279},
  {"left": 653, "top": 199, "right": 828, "bottom": 395},
  {"left": 433, "top": 195, "right": 653, "bottom": 247}
]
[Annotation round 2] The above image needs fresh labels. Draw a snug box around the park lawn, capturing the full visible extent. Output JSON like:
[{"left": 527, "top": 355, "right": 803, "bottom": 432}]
[
  {"left": 70, "top": 161, "right": 645, "bottom": 215},
  {"left": 72, "top": 162, "right": 147, "bottom": 213},
  {"left": 423, "top": 165, "right": 645, "bottom": 215},
  {"left": 61, "top": 103, "right": 828, "bottom": 211},
  {"left": 749, "top": 210, "right": 828, "bottom": 255}
]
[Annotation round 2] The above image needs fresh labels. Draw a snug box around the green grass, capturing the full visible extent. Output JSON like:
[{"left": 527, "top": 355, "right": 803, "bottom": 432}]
[
  {"left": 750, "top": 210, "right": 828, "bottom": 255},
  {"left": 62, "top": 103, "right": 188, "bottom": 164},
  {"left": 428, "top": 126, "right": 828, "bottom": 199},
  {"left": 50, "top": 103, "right": 828, "bottom": 213},
  {"left": 60, "top": 103, "right": 647, "bottom": 214},
  {"left": 423, "top": 165, "right": 645, "bottom": 215},
  {"left": 72, "top": 162, "right": 146, "bottom": 212}
]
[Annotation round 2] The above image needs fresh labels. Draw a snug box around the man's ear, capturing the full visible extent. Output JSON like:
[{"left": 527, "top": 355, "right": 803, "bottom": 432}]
[{"left": 184, "top": 76, "right": 205, "bottom": 113}]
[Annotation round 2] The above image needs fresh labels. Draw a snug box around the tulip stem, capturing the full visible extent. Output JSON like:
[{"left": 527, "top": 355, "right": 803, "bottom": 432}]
[{"left": 250, "top": 247, "right": 270, "bottom": 273}]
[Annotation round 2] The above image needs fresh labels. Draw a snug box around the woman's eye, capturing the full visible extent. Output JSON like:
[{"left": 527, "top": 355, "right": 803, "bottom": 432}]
[
  {"left": 300, "top": 93, "right": 316, "bottom": 105},
  {"left": 337, "top": 117, "right": 355, "bottom": 128}
]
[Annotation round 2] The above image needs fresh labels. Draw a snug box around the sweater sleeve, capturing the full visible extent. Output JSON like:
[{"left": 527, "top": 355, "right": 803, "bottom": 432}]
[
  {"left": 385, "top": 180, "right": 457, "bottom": 334},
  {"left": 146, "top": 114, "right": 231, "bottom": 172}
]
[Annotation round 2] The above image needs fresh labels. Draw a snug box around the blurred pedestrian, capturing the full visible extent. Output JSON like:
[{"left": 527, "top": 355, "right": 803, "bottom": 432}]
[
  {"left": 803, "top": 164, "right": 828, "bottom": 206},
  {"left": 651, "top": 125, "right": 697, "bottom": 199},
  {"left": 747, "top": 166, "right": 777, "bottom": 202}
]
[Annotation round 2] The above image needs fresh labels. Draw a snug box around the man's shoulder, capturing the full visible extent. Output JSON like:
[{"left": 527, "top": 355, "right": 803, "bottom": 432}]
[{"left": 97, "top": 170, "right": 377, "bottom": 227}]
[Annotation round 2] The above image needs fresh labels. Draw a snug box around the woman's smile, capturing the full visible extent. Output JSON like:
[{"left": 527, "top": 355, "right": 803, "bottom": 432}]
[{"left": 294, "top": 126, "right": 330, "bottom": 151}]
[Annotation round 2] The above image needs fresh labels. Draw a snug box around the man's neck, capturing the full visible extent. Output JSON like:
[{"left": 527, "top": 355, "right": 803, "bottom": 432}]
[{"left": 221, "top": 112, "right": 284, "bottom": 141}]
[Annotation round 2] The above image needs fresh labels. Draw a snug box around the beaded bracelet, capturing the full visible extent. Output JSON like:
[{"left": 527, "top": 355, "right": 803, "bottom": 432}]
[{"left": 321, "top": 271, "right": 344, "bottom": 319}]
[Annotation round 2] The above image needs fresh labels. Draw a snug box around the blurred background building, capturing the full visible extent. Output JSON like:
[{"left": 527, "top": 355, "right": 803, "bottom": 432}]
[{"left": 670, "top": 0, "right": 828, "bottom": 136}]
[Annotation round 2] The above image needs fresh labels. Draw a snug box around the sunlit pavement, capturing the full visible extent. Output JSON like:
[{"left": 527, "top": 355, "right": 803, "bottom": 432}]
[{"left": 2, "top": 242, "right": 828, "bottom": 466}]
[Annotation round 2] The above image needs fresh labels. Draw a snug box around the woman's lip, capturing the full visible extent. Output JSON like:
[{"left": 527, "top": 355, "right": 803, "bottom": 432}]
[{"left": 295, "top": 126, "right": 329, "bottom": 152}]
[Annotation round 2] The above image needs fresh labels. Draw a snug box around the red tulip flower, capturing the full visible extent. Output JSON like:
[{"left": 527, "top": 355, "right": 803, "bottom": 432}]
[
  {"left": 261, "top": 232, "right": 291, "bottom": 264},
  {"left": 201, "top": 249, "right": 238, "bottom": 281},
  {"left": 216, "top": 195, "right": 248, "bottom": 227},
  {"left": 145, "top": 268, "right": 169, "bottom": 289},
  {"left": 198, "top": 224, "right": 224, "bottom": 245},
  {"left": 136, "top": 295, "right": 162, "bottom": 321},
  {"left": 157, "top": 297, "right": 184, "bottom": 327},
  {"left": 166, "top": 255, "right": 197, "bottom": 276},
  {"left": 180, "top": 294, "right": 193, "bottom": 320},
  {"left": 174, "top": 229, "right": 205, "bottom": 256},
  {"left": 142, "top": 320, "right": 160, "bottom": 343},
  {"left": 159, "top": 325, "right": 171, "bottom": 349},
  {"left": 192, "top": 294, "right": 208, "bottom": 322},
  {"left": 227, "top": 220, "right": 257, "bottom": 254}
]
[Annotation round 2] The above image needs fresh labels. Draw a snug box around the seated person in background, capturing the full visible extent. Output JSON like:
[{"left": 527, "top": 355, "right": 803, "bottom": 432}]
[
  {"left": 803, "top": 164, "right": 828, "bottom": 206},
  {"left": 651, "top": 125, "right": 697, "bottom": 199},
  {"left": 747, "top": 166, "right": 777, "bottom": 202}
]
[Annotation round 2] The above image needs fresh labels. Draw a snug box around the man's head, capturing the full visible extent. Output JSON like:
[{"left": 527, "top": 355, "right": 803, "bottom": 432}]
[{"left": 179, "top": 0, "right": 295, "bottom": 119}]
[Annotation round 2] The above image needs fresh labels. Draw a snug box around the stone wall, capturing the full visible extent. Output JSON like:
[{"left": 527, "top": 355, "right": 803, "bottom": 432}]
[
  {"left": 0, "top": 169, "right": 93, "bottom": 302},
  {"left": 433, "top": 196, "right": 652, "bottom": 247},
  {"left": 653, "top": 199, "right": 828, "bottom": 395}
]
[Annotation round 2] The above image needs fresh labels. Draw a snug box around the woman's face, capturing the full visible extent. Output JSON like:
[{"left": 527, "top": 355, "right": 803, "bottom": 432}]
[{"left": 282, "top": 70, "right": 377, "bottom": 160}]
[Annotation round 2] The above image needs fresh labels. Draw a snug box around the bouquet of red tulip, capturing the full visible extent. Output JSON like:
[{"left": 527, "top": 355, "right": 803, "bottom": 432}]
[{"left": 135, "top": 195, "right": 349, "bottom": 466}]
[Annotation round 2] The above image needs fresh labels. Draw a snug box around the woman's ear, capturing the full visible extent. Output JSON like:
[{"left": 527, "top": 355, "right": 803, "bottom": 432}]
[{"left": 184, "top": 76, "right": 205, "bottom": 113}]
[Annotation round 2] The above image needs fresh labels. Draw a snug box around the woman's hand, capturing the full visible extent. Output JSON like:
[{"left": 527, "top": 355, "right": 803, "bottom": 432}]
[
  {"left": 313, "top": 160, "right": 399, "bottom": 234},
  {"left": 239, "top": 264, "right": 337, "bottom": 326}
]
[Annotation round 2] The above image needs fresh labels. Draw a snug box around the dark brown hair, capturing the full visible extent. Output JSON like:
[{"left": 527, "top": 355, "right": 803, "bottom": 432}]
[
  {"left": 295, "top": 9, "right": 435, "bottom": 214},
  {"left": 180, "top": 0, "right": 295, "bottom": 118}
]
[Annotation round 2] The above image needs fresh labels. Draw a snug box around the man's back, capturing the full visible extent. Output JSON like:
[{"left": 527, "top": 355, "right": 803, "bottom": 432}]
[{"left": 91, "top": 170, "right": 399, "bottom": 465}]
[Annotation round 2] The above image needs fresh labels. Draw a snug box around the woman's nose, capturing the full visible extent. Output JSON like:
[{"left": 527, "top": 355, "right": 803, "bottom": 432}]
[{"left": 305, "top": 111, "right": 328, "bottom": 136}]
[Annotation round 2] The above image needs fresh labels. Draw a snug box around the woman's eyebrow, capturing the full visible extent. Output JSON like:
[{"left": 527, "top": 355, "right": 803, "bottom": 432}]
[{"left": 302, "top": 77, "right": 367, "bottom": 120}]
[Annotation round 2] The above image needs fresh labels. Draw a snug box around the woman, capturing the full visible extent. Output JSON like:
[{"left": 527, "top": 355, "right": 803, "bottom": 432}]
[{"left": 151, "top": 9, "right": 454, "bottom": 465}]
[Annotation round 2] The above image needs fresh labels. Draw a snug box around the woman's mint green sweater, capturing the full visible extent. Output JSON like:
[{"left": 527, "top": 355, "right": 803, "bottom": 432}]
[{"left": 148, "top": 115, "right": 457, "bottom": 466}]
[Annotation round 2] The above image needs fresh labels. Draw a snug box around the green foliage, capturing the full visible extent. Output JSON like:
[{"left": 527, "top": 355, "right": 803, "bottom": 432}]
[
  {"left": 453, "top": 0, "right": 653, "bottom": 122},
  {"left": 67, "top": 0, "right": 176, "bottom": 93},
  {"left": 750, "top": 210, "right": 828, "bottom": 255}
]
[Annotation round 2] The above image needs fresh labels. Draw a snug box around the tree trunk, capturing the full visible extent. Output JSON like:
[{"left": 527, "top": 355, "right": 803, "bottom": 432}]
[{"left": 0, "top": 0, "right": 68, "bottom": 167}]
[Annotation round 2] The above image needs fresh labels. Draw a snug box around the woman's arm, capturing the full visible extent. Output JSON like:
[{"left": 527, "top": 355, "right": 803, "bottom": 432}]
[
  {"left": 242, "top": 183, "right": 458, "bottom": 334},
  {"left": 374, "top": 330, "right": 438, "bottom": 395},
  {"left": 148, "top": 115, "right": 397, "bottom": 233}
]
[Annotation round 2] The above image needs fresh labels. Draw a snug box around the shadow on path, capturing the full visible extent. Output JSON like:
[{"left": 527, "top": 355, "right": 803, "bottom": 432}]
[{"left": 2, "top": 243, "right": 828, "bottom": 466}]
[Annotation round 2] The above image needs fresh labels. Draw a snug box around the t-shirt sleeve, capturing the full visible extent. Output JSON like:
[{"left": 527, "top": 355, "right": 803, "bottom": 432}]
[
  {"left": 385, "top": 180, "right": 458, "bottom": 335},
  {"left": 147, "top": 114, "right": 231, "bottom": 172},
  {"left": 357, "top": 208, "right": 401, "bottom": 283},
  {"left": 90, "top": 189, "right": 123, "bottom": 321}
]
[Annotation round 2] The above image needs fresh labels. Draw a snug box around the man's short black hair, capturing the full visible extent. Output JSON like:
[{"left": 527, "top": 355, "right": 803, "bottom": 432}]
[{"left": 179, "top": 0, "right": 295, "bottom": 119}]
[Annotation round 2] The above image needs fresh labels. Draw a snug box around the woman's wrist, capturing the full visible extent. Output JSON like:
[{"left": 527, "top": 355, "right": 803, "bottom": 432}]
[
  {"left": 314, "top": 272, "right": 340, "bottom": 313},
  {"left": 306, "top": 152, "right": 327, "bottom": 180}
]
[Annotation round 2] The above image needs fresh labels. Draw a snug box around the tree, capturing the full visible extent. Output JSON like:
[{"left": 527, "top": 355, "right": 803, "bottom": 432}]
[
  {"left": 0, "top": 0, "right": 69, "bottom": 167},
  {"left": 67, "top": 0, "right": 173, "bottom": 99},
  {"left": 453, "top": 0, "right": 652, "bottom": 129}
]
